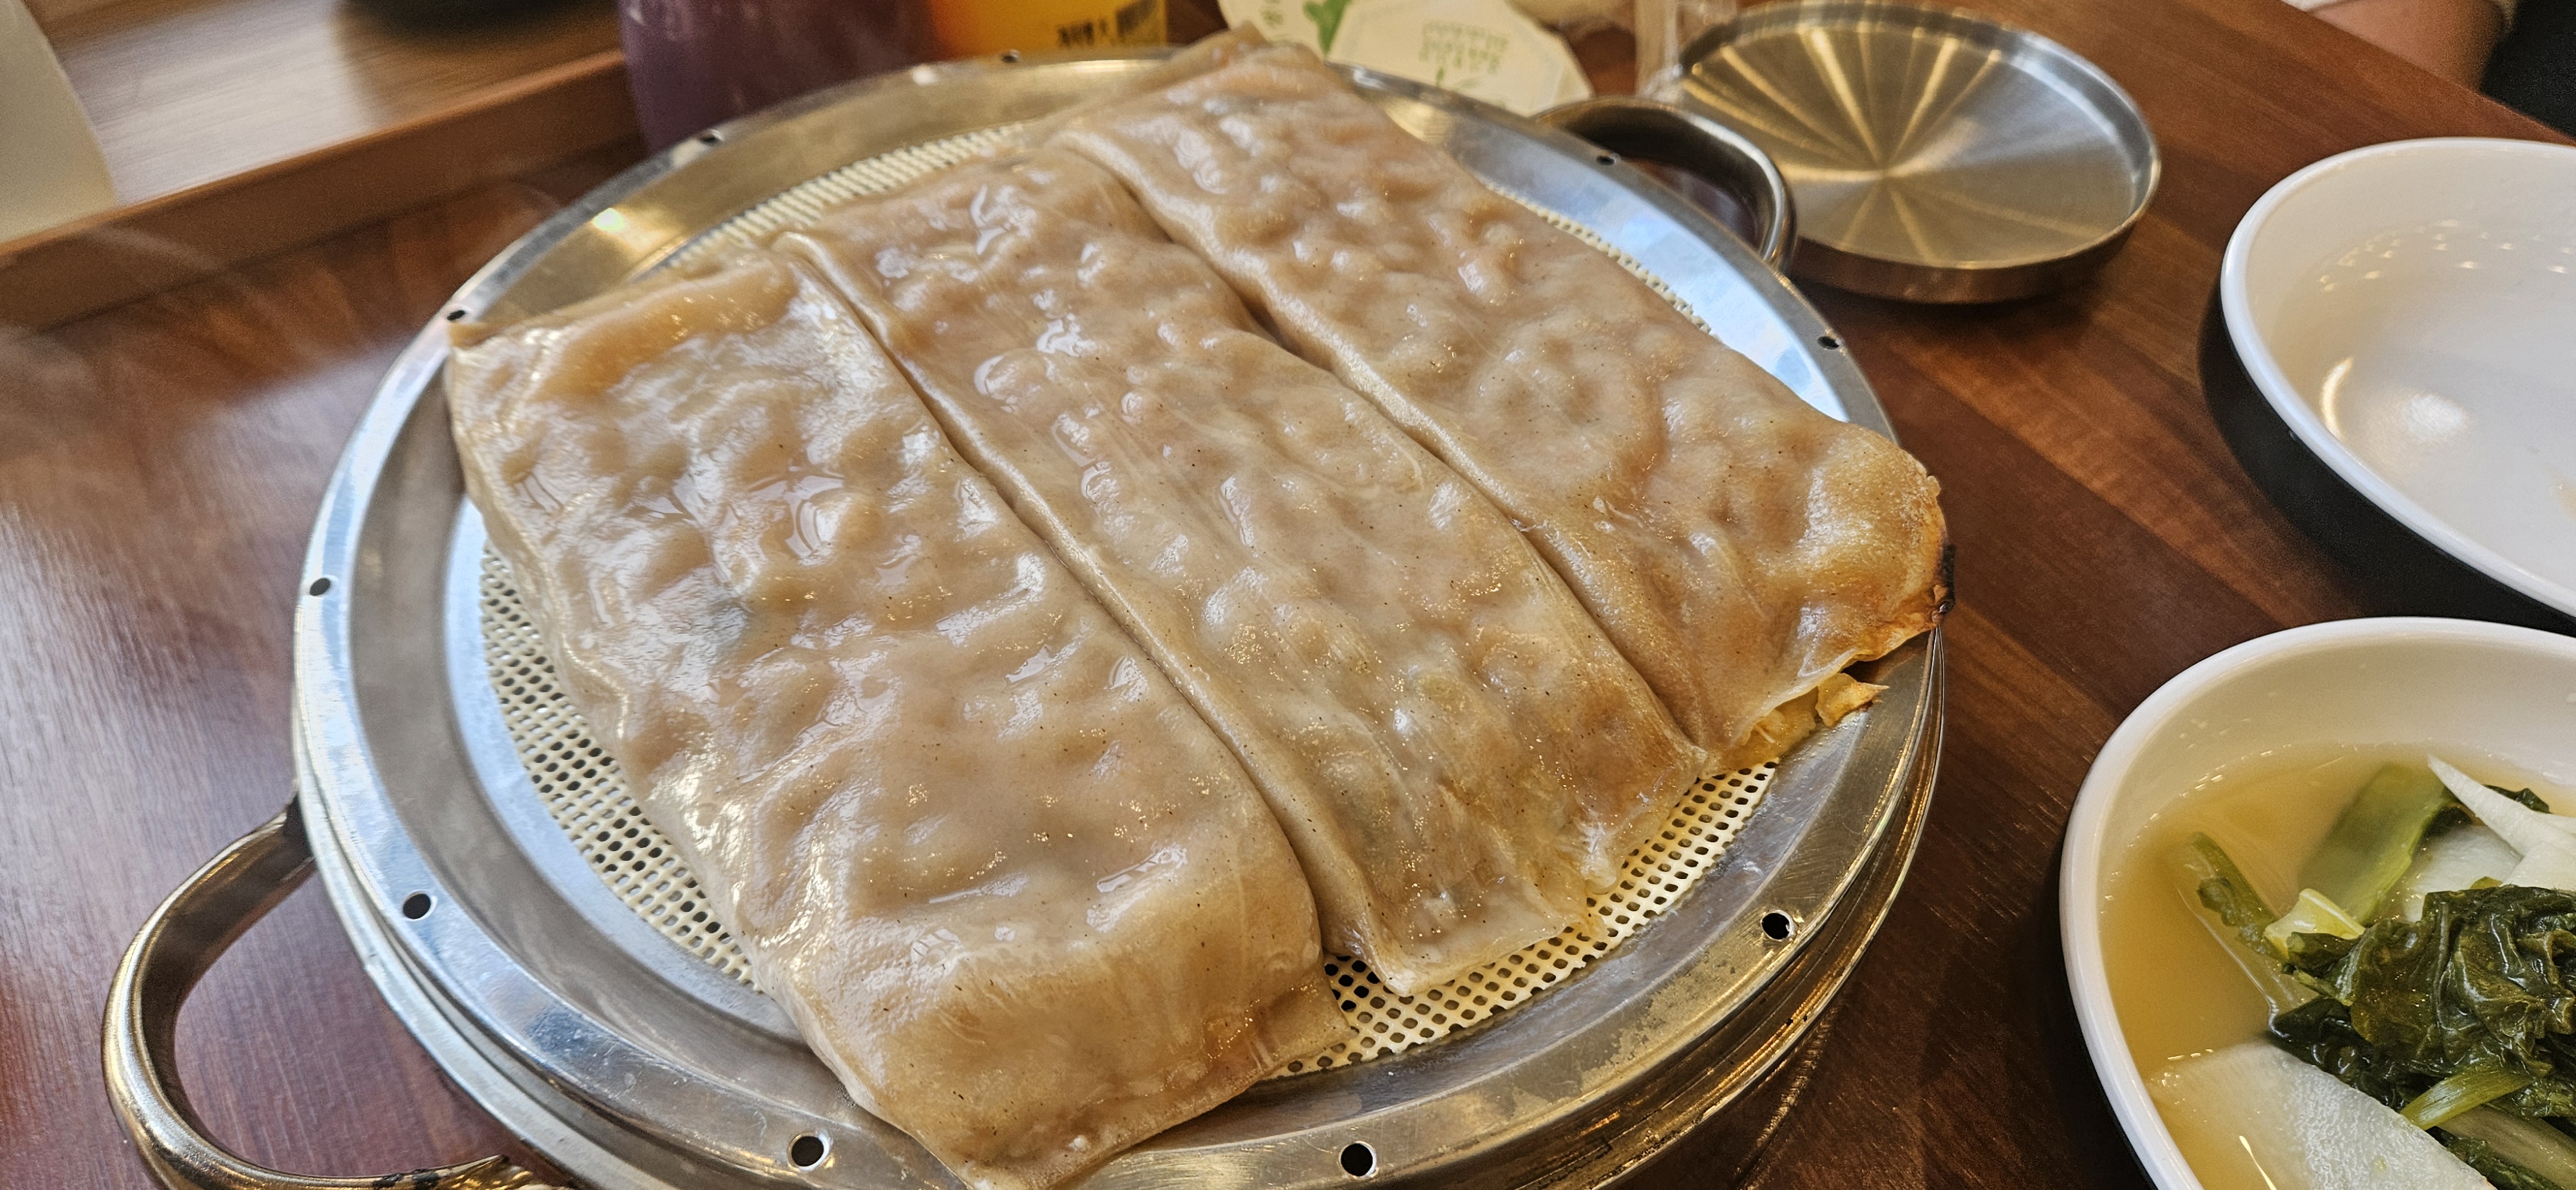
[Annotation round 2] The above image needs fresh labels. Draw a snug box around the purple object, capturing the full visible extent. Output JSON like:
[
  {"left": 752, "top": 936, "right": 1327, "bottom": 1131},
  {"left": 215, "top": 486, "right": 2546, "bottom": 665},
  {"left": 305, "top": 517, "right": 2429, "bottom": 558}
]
[{"left": 618, "top": 0, "right": 934, "bottom": 149}]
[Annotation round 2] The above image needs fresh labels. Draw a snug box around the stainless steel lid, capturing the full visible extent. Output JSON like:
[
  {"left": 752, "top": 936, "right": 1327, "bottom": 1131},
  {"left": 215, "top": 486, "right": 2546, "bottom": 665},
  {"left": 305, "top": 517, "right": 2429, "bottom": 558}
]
[{"left": 1658, "top": 1, "right": 2159, "bottom": 303}]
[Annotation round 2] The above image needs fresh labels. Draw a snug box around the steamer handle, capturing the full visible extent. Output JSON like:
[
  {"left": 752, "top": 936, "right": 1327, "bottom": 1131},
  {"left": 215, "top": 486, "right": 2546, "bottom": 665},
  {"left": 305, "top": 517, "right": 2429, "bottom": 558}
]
[
  {"left": 1535, "top": 96, "right": 1798, "bottom": 272},
  {"left": 103, "top": 801, "right": 566, "bottom": 1190}
]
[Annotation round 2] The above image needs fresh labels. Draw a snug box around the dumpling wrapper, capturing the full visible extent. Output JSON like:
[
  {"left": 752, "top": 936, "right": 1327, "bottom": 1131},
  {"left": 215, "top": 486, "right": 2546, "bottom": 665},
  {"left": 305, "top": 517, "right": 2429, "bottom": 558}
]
[
  {"left": 446, "top": 249, "right": 1345, "bottom": 1190},
  {"left": 779, "top": 149, "right": 1705, "bottom": 996},
  {"left": 1048, "top": 44, "right": 1949, "bottom": 766}
]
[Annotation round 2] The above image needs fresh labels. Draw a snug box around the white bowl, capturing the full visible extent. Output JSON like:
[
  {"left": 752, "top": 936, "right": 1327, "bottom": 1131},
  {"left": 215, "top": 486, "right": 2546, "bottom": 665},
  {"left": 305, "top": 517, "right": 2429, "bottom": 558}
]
[
  {"left": 2061, "top": 617, "right": 2576, "bottom": 1189},
  {"left": 2219, "top": 138, "right": 2576, "bottom": 623}
]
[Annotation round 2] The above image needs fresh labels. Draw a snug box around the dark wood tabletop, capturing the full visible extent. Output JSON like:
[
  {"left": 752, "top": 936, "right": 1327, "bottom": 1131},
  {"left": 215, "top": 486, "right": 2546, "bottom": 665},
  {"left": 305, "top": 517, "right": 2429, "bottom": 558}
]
[{"left": 3, "top": 0, "right": 2565, "bottom": 1185}]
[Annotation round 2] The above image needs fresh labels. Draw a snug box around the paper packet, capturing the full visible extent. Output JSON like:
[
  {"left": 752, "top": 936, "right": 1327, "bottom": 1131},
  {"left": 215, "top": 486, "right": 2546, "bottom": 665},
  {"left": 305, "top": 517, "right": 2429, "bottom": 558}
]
[{"left": 1218, "top": 0, "right": 1593, "bottom": 114}]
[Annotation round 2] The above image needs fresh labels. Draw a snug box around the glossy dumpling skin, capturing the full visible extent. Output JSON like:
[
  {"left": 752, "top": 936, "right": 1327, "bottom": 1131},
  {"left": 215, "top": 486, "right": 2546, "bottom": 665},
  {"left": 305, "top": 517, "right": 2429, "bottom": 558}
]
[
  {"left": 446, "top": 250, "right": 1345, "bottom": 1190},
  {"left": 779, "top": 149, "right": 1705, "bottom": 996},
  {"left": 1049, "top": 46, "right": 1950, "bottom": 767}
]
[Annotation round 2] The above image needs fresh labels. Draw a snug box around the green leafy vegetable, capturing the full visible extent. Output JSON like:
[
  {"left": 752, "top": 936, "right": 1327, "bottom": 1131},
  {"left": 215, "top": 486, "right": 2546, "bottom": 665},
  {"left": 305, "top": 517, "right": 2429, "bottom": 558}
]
[
  {"left": 2443, "top": 1107, "right": 2576, "bottom": 1188},
  {"left": 2350, "top": 887, "right": 2576, "bottom": 1071},
  {"left": 2282, "top": 930, "right": 2362, "bottom": 976},
  {"left": 2268, "top": 887, "right": 2367, "bottom": 972},
  {"left": 2303, "top": 764, "right": 2458, "bottom": 921},
  {"left": 2172, "top": 834, "right": 2320, "bottom": 1016},
  {"left": 2274, "top": 994, "right": 2418, "bottom": 1105},
  {"left": 2505, "top": 788, "right": 2558, "bottom": 814},
  {"left": 2269, "top": 885, "right": 2576, "bottom": 1119},
  {"left": 2176, "top": 834, "right": 2358, "bottom": 1000},
  {"left": 2442, "top": 1132, "right": 2569, "bottom": 1190},
  {"left": 2183, "top": 833, "right": 2276, "bottom": 952},
  {"left": 2407, "top": 1065, "right": 2539, "bottom": 1128}
]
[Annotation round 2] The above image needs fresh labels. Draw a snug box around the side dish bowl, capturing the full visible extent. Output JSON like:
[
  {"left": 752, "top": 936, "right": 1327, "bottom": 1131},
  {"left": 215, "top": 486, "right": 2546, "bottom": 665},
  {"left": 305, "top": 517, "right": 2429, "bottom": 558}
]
[
  {"left": 2208, "top": 138, "right": 2576, "bottom": 628},
  {"left": 2061, "top": 616, "right": 2576, "bottom": 1189}
]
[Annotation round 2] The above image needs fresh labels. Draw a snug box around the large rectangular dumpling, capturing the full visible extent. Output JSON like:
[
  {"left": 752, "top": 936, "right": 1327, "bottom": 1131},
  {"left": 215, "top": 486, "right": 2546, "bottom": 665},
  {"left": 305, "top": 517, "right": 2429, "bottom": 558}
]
[
  {"left": 1048, "top": 44, "right": 1949, "bottom": 768},
  {"left": 778, "top": 149, "right": 1706, "bottom": 996},
  {"left": 446, "top": 249, "right": 1345, "bottom": 1190}
]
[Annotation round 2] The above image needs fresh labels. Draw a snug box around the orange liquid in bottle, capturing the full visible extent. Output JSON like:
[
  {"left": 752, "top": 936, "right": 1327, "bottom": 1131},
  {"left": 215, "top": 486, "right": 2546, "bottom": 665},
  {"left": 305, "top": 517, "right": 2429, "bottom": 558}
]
[{"left": 930, "top": 0, "right": 1167, "bottom": 55}]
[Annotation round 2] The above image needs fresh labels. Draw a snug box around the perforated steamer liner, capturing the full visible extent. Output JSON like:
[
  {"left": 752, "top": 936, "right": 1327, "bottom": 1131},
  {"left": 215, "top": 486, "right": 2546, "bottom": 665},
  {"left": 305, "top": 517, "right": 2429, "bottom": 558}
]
[{"left": 280, "top": 49, "right": 1941, "bottom": 1190}]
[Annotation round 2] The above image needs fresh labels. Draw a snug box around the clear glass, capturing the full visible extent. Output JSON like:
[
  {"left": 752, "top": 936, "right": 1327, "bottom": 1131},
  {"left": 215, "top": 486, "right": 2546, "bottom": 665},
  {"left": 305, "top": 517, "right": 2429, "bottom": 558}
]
[
  {"left": 1504, "top": 0, "right": 1732, "bottom": 94},
  {"left": 1636, "top": 0, "right": 1737, "bottom": 90}
]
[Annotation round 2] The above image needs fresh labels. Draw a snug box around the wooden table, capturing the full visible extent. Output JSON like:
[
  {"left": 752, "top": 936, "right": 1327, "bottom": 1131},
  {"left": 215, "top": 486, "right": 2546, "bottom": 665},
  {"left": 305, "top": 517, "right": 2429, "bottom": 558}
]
[{"left": 2, "top": 0, "right": 2562, "bottom": 1185}]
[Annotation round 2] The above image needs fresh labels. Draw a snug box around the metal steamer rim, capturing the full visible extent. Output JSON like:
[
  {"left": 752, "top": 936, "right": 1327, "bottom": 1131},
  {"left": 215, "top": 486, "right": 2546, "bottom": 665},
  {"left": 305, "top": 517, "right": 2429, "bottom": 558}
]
[{"left": 289, "top": 52, "right": 1944, "bottom": 1189}]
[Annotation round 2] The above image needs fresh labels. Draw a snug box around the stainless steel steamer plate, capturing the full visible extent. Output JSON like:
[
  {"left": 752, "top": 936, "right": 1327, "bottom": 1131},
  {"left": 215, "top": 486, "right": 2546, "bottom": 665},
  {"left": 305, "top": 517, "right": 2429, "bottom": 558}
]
[{"left": 291, "top": 52, "right": 1944, "bottom": 1189}]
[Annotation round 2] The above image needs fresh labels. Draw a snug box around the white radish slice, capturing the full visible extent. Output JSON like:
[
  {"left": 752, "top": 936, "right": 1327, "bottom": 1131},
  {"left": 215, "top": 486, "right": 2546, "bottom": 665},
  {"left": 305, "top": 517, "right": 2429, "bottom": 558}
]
[
  {"left": 2150, "top": 1043, "right": 2486, "bottom": 1190},
  {"left": 2432, "top": 756, "right": 2576, "bottom": 891},
  {"left": 2443, "top": 1106, "right": 2576, "bottom": 1188},
  {"left": 2508, "top": 840, "right": 2576, "bottom": 893},
  {"left": 2388, "top": 823, "right": 2523, "bottom": 920},
  {"left": 2432, "top": 768, "right": 2576, "bottom": 835},
  {"left": 2434, "top": 757, "right": 2565, "bottom": 855}
]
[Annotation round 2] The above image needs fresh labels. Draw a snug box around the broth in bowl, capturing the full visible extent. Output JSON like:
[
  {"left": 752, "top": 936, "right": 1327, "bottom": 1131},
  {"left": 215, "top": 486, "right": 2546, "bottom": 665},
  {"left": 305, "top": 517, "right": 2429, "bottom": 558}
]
[
  {"left": 2060, "top": 618, "right": 2576, "bottom": 1190},
  {"left": 2101, "top": 746, "right": 2576, "bottom": 1190}
]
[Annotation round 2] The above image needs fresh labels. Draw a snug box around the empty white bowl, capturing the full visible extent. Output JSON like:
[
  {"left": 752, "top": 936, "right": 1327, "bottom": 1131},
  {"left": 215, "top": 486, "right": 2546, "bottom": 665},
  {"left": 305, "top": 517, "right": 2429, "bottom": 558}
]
[
  {"left": 2061, "top": 616, "right": 2576, "bottom": 1189},
  {"left": 2219, "top": 138, "right": 2576, "bottom": 622}
]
